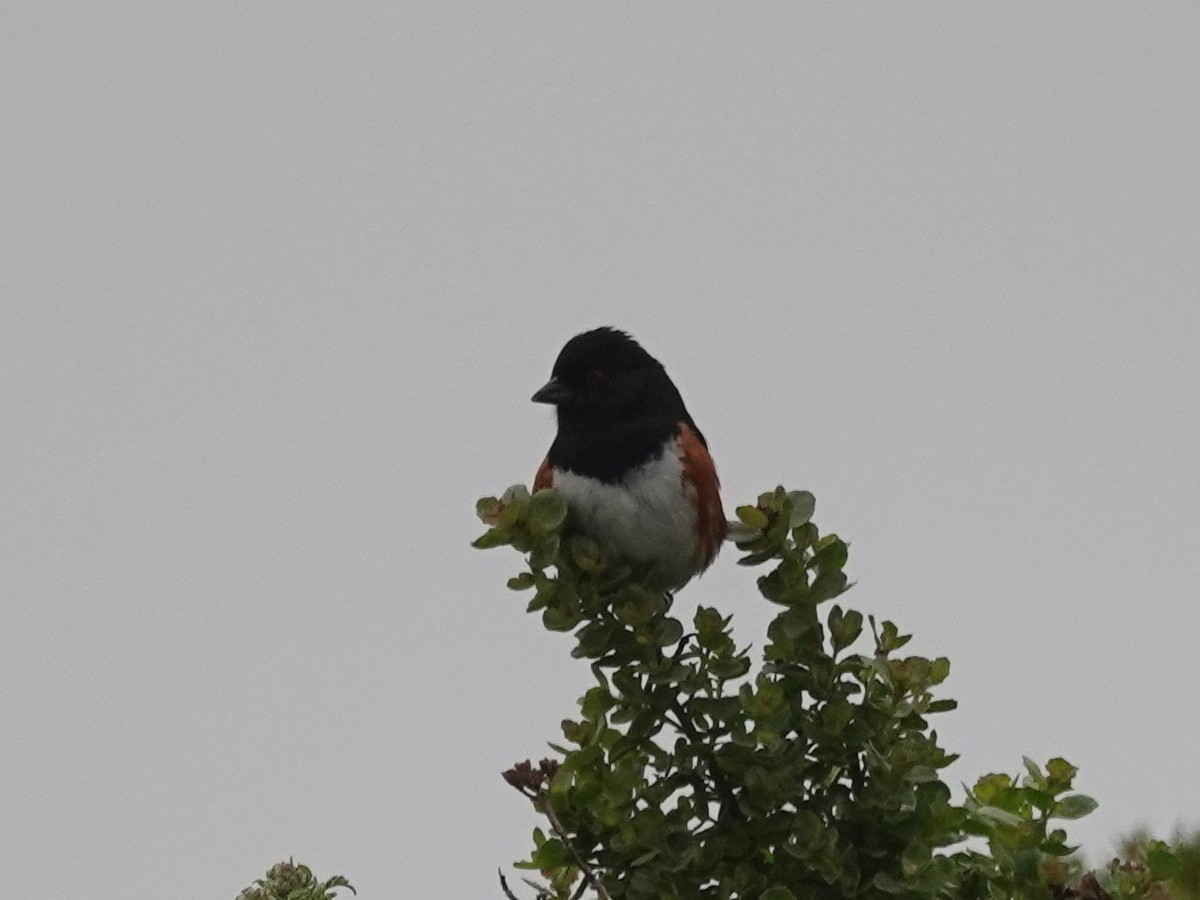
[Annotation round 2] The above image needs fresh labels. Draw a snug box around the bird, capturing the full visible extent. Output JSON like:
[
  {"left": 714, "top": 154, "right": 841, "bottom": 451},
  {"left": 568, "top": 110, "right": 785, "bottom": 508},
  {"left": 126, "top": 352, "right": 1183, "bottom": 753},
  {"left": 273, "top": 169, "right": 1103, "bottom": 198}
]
[{"left": 531, "top": 327, "right": 725, "bottom": 591}]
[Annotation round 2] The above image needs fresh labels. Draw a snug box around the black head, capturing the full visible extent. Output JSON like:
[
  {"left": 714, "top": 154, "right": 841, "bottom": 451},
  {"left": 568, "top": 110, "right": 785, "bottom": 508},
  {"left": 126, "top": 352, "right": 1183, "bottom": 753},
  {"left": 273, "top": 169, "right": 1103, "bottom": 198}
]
[
  {"left": 532, "top": 327, "right": 679, "bottom": 419},
  {"left": 533, "top": 327, "right": 706, "bottom": 480}
]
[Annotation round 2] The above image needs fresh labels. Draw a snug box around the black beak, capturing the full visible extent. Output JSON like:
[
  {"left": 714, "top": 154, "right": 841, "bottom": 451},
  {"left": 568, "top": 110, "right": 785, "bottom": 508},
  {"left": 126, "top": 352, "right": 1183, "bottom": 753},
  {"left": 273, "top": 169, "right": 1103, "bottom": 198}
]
[{"left": 532, "top": 378, "right": 571, "bottom": 405}]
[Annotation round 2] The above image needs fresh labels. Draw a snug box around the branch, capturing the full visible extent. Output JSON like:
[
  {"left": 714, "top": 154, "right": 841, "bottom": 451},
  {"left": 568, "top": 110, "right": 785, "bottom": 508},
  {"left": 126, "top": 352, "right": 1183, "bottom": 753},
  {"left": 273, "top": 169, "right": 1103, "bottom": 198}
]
[
  {"left": 536, "top": 790, "right": 611, "bottom": 900},
  {"left": 497, "top": 869, "right": 521, "bottom": 900},
  {"left": 669, "top": 699, "right": 741, "bottom": 822}
]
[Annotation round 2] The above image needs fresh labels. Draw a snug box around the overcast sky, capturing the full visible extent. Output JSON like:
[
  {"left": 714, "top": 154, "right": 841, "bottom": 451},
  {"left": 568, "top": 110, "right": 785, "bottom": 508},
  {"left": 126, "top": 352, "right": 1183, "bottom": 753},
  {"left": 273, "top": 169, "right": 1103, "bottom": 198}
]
[{"left": 3, "top": 4, "right": 1198, "bottom": 898}]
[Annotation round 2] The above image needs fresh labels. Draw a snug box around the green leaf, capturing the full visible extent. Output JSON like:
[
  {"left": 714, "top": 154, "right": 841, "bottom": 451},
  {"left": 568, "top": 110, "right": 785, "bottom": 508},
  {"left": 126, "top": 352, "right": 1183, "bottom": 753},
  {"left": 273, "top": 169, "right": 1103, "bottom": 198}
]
[
  {"left": 770, "top": 608, "right": 819, "bottom": 643},
  {"left": 1053, "top": 794, "right": 1098, "bottom": 820},
  {"left": 530, "top": 837, "right": 568, "bottom": 869},
  {"left": 970, "top": 772, "right": 1013, "bottom": 808},
  {"left": 580, "top": 686, "right": 614, "bottom": 720},
  {"left": 528, "top": 534, "right": 560, "bottom": 569},
  {"left": 1147, "top": 840, "right": 1182, "bottom": 881},
  {"left": 691, "top": 696, "right": 743, "bottom": 723},
  {"left": 973, "top": 805, "right": 1024, "bottom": 827},
  {"left": 874, "top": 619, "right": 912, "bottom": 653},
  {"left": 760, "top": 888, "right": 798, "bottom": 900},
  {"left": 497, "top": 484, "right": 532, "bottom": 526},
  {"left": 819, "top": 697, "right": 853, "bottom": 734},
  {"left": 614, "top": 593, "right": 657, "bottom": 627},
  {"left": 653, "top": 617, "right": 685, "bottom": 647},
  {"left": 1024, "top": 788, "right": 1056, "bottom": 813},
  {"left": 629, "top": 848, "right": 661, "bottom": 867},
  {"left": 476, "top": 496, "right": 503, "bottom": 523},
  {"left": 1040, "top": 834, "right": 1078, "bottom": 857},
  {"left": 787, "top": 491, "right": 816, "bottom": 526},
  {"left": 1045, "top": 757, "right": 1078, "bottom": 791},
  {"left": 904, "top": 766, "right": 939, "bottom": 783},
  {"left": 527, "top": 579, "right": 556, "bottom": 612},
  {"left": 507, "top": 572, "right": 536, "bottom": 591},
  {"left": 542, "top": 604, "right": 581, "bottom": 632},
  {"left": 828, "top": 605, "right": 864, "bottom": 654},
  {"left": 709, "top": 656, "right": 751, "bottom": 680},
  {"left": 567, "top": 537, "right": 604, "bottom": 575},
  {"left": 871, "top": 872, "right": 907, "bottom": 893},
  {"left": 735, "top": 505, "right": 769, "bottom": 531},
  {"left": 808, "top": 570, "right": 849, "bottom": 604},
  {"left": 560, "top": 718, "right": 592, "bottom": 746},
  {"left": 738, "top": 547, "right": 780, "bottom": 567},
  {"left": 471, "top": 529, "right": 508, "bottom": 550},
  {"left": 1022, "top": 757, "right": 1046, "bottom": 789},
  {"left": 901, "top": 839, "right": 931, "bottom": 876},
  {"left": 792, "top": 521, "right": 818, "bottom": 552},
  {"left": 694, "top": 606, "right": 724, "bottom": 635},
  {"left": 812, "top": 534, "right": 849, "bottom": 572}
]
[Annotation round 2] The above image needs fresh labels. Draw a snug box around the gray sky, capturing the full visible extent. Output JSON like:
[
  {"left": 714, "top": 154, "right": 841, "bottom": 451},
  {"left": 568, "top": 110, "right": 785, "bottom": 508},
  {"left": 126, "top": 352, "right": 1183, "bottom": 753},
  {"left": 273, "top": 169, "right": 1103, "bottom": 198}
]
[{"left": 3, "top": 4, "right": 1198, "bottom": 897}]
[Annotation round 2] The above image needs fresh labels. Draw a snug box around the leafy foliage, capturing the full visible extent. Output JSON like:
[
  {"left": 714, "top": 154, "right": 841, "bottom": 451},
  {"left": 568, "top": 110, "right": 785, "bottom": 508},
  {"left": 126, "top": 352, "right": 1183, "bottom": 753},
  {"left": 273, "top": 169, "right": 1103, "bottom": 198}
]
[
  {"left": 1120, "top": 828, "right": 1200, "bottom": 900},
  {"left": 476, "top": 485, "right": 1179, "bottom": 900},
  {"left": 236, "top": 860, "right": 354, "bottom": 900}
]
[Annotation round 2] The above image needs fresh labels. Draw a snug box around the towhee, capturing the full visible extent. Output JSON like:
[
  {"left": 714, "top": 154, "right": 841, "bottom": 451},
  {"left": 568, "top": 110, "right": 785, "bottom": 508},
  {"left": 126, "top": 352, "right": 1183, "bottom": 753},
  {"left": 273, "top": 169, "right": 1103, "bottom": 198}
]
[{"left": 531, "top": 327, "right": 725, "bottom": 591}]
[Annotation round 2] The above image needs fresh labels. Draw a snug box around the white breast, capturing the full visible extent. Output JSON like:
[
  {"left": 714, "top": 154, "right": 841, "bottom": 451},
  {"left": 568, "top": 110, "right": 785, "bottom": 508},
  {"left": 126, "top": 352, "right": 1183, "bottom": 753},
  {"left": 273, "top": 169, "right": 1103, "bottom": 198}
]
[{"left": 552, "top": 440, "right": 701, "bottom": 590}]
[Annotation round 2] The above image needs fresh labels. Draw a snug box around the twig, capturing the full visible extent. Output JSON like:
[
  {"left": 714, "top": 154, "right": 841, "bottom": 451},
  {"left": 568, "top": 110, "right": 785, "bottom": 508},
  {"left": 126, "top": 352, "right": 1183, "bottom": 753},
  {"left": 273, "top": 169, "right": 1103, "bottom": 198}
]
[
  {"left": 569, "top": 875, "right": 590, "bottom": 900},
  {"left": 671, "top": 632, "right": 697, "bottom": 663},
  {"left": 670, "top": 699, "right": 741, "bottom": 822},
  {"left": 498, "top": 869, "right": 520, "bottom": 900},
  {"left": 537, "top": 789, "right": 612, "bottom": 900}
]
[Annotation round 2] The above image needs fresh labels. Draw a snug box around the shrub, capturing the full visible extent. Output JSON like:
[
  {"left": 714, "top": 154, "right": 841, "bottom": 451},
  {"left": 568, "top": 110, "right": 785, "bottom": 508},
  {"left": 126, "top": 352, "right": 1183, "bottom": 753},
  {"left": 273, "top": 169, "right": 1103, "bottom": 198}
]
[{"left": 476, "top": 485, "right": 1177, "bottom": 900}]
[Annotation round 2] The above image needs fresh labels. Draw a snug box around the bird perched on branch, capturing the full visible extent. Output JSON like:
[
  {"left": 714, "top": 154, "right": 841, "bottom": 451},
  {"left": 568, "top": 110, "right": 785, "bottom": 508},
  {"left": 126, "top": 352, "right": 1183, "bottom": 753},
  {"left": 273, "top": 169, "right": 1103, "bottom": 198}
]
[{"left": 531, "top": 327, "right": 725, "bottom": 591}]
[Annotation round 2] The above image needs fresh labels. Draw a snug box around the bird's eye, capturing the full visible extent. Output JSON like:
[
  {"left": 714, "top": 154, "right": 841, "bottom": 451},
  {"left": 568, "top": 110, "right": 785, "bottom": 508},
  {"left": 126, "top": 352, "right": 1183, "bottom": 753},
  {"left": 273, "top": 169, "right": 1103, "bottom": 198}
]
[{"left": 587, "top": 369, "right": 606, "bottom": 385}]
